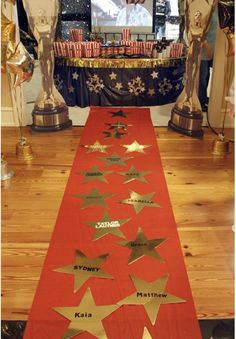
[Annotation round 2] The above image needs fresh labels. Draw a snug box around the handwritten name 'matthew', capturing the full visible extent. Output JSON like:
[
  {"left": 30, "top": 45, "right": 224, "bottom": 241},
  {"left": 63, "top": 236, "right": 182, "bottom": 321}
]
[{"left": 137, "top": 292, "right": 167, "bottom": 298}]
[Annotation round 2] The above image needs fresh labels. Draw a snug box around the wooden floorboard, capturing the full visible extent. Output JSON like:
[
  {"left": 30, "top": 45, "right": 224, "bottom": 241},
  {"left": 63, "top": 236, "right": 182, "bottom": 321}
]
[{"left": 1, "top": 126, "right": 234, "bottom": 321}]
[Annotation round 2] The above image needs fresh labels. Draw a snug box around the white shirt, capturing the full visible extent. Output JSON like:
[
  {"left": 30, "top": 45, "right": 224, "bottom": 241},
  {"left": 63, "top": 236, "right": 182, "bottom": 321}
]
[{"left": 116, "top": 4, "right": 152, "bottom": 26}]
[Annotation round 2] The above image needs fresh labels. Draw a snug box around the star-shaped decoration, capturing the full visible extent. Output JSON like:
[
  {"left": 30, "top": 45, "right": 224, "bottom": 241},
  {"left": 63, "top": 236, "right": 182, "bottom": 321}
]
[
  {"left": 120, "top": 190, "right": 161, "bottom": 214},
  {"left": 79, "top": 166, "right": 112, "bottom": 183},
  {"left": 106, "top": 121, "right": 132, "bottom": 130},
  {"left": 53, "top": 249, "right": 112, "bottom": 293},
  {"left": 142, "top": 327, "right": 152, "bottom": 339},
  {"left": 175, "top": 83, "right": 181, "bottom": 90},
  {"left": 72, "top": 71, "right": 79, "bottom": 80},
  {"left": 148, "top": 88, "right": 155, "bottom": 96},
  {"left": 53, "top": 288, "right": 119, "bottom": 338},
  {"left": 118, "top": 275, "right": 186, "bottom": 325},
  {"left": 122, "top": 140, "right": 151, "bottom": 154},
  {"left": 117, "top": 165, "right": 151, "bottom": 184},
  {"left": 100, "top": 152, "right": 132, "bottom": 167},
  {"left": 103, "top": 130, "right": 126, "bottom": 139},
  {"left": 84, "top": 140, "right": 112, "bottom": 154},
  {"left": 86, "top": 211, "right": 130, "bottom": 240},
  {"left": 109, "top": 72, "right": 117, "bottom": 80},
  {"left": 110, "top": 110, "right": 128, "bottom": 118},
  {"left": 68, "top": 85, "right": 75, "bottom": 93},
  {"left": 172, "top": 69, "right": 179, "bottom": 76},
  {"left": 74, "top": 187, "right": 113, "bottom": 209},
  {"left": 151, "top": 71, "right": 159, "bottom": 79},
  {"left": 115, "top": 82, "right": 123, "bottom": 90},
  {"left": 118, "top": 227, "right": 166, "bottom": 264}
]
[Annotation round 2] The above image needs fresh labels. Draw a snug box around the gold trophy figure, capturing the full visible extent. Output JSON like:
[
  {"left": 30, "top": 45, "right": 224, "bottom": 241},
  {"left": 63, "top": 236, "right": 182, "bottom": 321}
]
[
  {"left": 22, "top": 0, "right": 72, "bottom": 131},
  {"left": 169, "top": 0, "right": 217, "bottom": 138}
]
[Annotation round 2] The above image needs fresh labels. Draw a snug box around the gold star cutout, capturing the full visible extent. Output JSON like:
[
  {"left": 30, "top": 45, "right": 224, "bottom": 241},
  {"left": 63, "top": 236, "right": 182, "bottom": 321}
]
[
  {"left": 115, "top": 82, "right": 123, "bottom": 90},
  {"left": 122, "top": 140, "right": 151, "bottom": 154},
  {"left": 103, "top": 130, "right": 126, "bottom": 139},
  {"left": 109, "top": 72, "right": 117, "bottom": 80},
  {"left": 118, "top": 275, "right": 186, "bottom": 325},
  {"left": 68, "top": 85, "right": 75, "bottom": 93},
  {"left": 148, "top": 88, "right": 155, "bottom": 96},
  {"left": 110, "top": 110, "right": 128, "bottom": 118},
  {"left": 120, "top": 190, "right": 161, "bottom": 214},
  {"left": 100, "top": 152, "right": 132, "bottom": 167},
  {"left": 86, "top": 211, "right": 130, "bottom": 240},
  {"left": 118, "top": 227, "right": 166, "bottom": 264},
  {"left": 117, "top": 165, "right": 151, "bottom": 184},
  {"left": 79, "top": 165, "right": 113, "bottom": 183},
  {"left": 106, "top": 121, "right": 132, "bottom": 130},
  {"left": 53, "top": 288, "right": 119, "bottom": 339},
  {"left": 142, "top": 327, "right": 152, "bottom": 339},
  {"left": 175, "top": 83, "right": 180, "bottom": 90},
  {"left": 72, "top": 72, "right": 79, "bottom": 80},
  {"left": 53, "top": 249, "right": 112, "bottom": 293},
  {"left": 84, "top": 140, "right": 112, "bottom": 154},
  {"left": 74, "top": 187, "right": 113, "bottom": 209},
  {"left": 151, "top": 71, "right": 159, "bottom": 79}
]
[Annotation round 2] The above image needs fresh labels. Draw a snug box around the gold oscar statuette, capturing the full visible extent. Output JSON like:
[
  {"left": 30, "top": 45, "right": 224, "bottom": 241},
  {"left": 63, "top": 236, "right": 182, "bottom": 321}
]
[
  {"left": 169, "top": 0, "right": 217, "bottom": 138},
  {"left": 22, "top": 0, "right": 72, "bottom": 131}
]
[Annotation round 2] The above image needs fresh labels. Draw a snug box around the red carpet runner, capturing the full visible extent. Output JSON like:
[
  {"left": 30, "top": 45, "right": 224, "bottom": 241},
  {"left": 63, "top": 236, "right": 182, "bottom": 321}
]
[{"left": 24, "top": 107, "right": 201, "bottom": 339}]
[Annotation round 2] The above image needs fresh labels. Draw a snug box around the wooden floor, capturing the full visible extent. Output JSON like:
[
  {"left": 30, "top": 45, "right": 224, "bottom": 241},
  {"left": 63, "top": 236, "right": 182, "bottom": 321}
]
[{"left": 1, "top": 126, "right": 234, "bottom": 321}]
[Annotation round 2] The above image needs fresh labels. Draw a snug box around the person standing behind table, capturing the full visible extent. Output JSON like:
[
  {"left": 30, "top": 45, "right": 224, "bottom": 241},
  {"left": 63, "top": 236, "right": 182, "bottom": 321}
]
[
  {"left": 155, "top": 0, "right": 171, "bottom": 39},
  {"left": 116, "top": 0, "right": 152, "bottom": 26},
  {"left": 198, "top": 9, "right": 219, "bottom": 112}
]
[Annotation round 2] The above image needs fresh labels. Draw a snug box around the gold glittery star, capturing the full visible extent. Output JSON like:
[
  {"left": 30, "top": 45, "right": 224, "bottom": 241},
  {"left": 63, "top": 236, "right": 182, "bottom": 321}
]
[
  {"left": 118, "top": 275, "right": 186, "bottom": 325},
  {"left": 84, "top": 141, "right": 112, "bottom": 154},
  {"left": 72, "top": 72, "right": 79, "bottom": 80},
  {"left": 79, "top": 165, "right": 113, "bottom": 183},
  {"left": 118, "top": 227, "right": 166, "bottom": 264},
  {"left": 74, "top": 187, "right": 113, "bottom": 209},
  {"left": 120, "top": 190, "right": 161, "bottom": 214},
  {"left": 115, "top": 82, "right": 123, "bottom": 90},
  {"left": 53, "top": 288, "right": 119, "bottom": 338},
  {"left": 117, "top": 165, "right": 151, "bottom": 183},
  {"left": 68, "top": 85, "right": 75, "bottom": 93},
  {"left": 151, "top": 71, "right": 159, "bottom": 79},
  {"left": 122, "top": 140, "right": 151, "bottom": 154},
  {"left": 86, "top": 211, "right": 130, "bottom": 240},
  {"left": 53, "top": 249, "right": 112, "bottom": 293},
  {"left": 100, "top": 152, "right": 132, "bottom": 167},
  {"left": 148, "top": 88, "right": 155, "bottom": 96},
  {"left": 109, "top": 72, "right": 117, "bottom": 80}
]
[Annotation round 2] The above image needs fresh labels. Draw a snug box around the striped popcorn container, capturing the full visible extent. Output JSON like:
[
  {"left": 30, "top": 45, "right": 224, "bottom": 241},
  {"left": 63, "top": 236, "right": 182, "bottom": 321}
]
[
  {"left": 74, "top": 42, "right": 83, "bottom": 57},
  {"left": 53, "top": 42, "right": 59, "bottom": 56},
  {"left": 61, "top": 42, "right": 67, "bottom": 57},
  {"left": 130, "top": 41, "right": 135, "bottom": 55},
  {"left": 100, "top": 46, "right": 107, "bottom": 56},
  {"left": 122, "top": 28, "right": 130, "bottom": 41},
  {"left": 118, "top": 45, "right": 125, "bottom": 55},
  {"left": 143, "top": 42, "right": 154, "bottom": 57},
  {"left": 66, "top": 42, "right": 74, "bottom": 57},
  {"left": 92, "top": 42, "right": 100, "bottom": 57},
  {"left": 83, "top": 42, "right": 93, "bottom": 58},
  {"left": 170, "top": 43, "right": 184, "bottom": 58},
  {"left": 70, "top": 28, "right": 84, "bottom": 42}
]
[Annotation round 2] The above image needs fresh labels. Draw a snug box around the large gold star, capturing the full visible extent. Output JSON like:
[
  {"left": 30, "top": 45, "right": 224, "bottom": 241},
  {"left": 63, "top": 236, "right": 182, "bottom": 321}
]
[
  {"left": 53, "top": 288, "right": 119, "bottom": 339},
  {"left": 100, "top": 152, "right": 132, "bottom": 167},
  {"left": 74, "top": 187, "right": 113, "bottom": 209},
  {"left": 118, "top": 227, "right": 166, "bottom": 264},
  {"left": 79, "top": 166, "right": 112, "bottom": 183},
  {"left": 122, "top": 140, "right": 151, "bottom": 154},
  {"left": 84, "top": 141, "right": 112, "bottom": 154},
  {"left": 117, "top": 165, "right": 151, "bottom": 184},
  {"left": 86, "top": 211, "right": 130, "bottom": 240},
  {"left": 142, "top": 327, "right": 152, "bottom": 339},
  {"left": 53, "top": 249, "right": 112, "bottom": 293},
  {"left": 118, "top": 275, "right": 186, "bottom": 325},
  {"left": 151, "top": 70, "right": 159, "bottom": 79},
  {"left": 120, "top": 190, "right": 161, "bottom": 214}
]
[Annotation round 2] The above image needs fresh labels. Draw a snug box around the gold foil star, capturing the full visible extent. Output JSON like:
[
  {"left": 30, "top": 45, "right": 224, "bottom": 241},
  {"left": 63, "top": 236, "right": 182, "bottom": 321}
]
[
  {"left": 100, "top": 153, "right": 132, "bottom": 167},
  {"left": 142, "top": 327, "right": 152, "bottom": 339},
  {"left": 103, "top": 130, "right": 126, "bottom": 139},
  {"left": 115, "top": 82, "right": 123, "bottom": 90},
  {"left": 106, "top": 121, "right": 132, "bottom": 130},
  {"left": 118, "top": 275, "right": 186, "bottom": 325},
  {"left": 72, "top": 72, "right": 79, "bottom": 80},
  {"left": 148, "top": 88, "right": 155, "bottom": 96},
  {"left": 86, "top": 211, "right": 130, "bottom": 240},
  {"left": 117, "top": 165, "right": 151, "bottom": 184},
  {"left": 122, "top": 140, "right": 151, "bottom": 154},
  {"left": 53, "top": 288, "right": 119, "bottom": 339},
  {"left": 118, "top": 227, "right": 166, "bottom": 264},
  {"left": 84, "top": 141, "right": 112, "bottom": 154},
  {"left": 109, "top": 72, "right": 117, "bottom": 80},
  {"left": 68, "top": 85, "right": 75, "bottom": 93},
  {"left": 74, "top": 187, "right": 113, "bottom": 209},
  {"left": 120, "top": 190, "right": 161, "bottom": 214},
  {"left": 53, "top": 249, "right": 112, "bottom": 293},
  {"left": 79, "top": 166, "right": 112, "bottom": 183},
  {"left": 151, "top": 71, "right": 159, "bottom": 79}
]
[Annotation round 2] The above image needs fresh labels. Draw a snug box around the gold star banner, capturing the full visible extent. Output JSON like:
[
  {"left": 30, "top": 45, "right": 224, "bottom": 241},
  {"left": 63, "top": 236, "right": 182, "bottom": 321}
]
[
  {"left": 117, "top": 165, "right": 151, "bottom": 184},
  {"left": 86, "top": 211, "right": 130, "bottom": 240},
  {"left": 118, "top": 227, "right": 166, "bottom": 264},
  {"left": 53, "top": 249, "right": 113, "bottom": 293},
  {"left": 120, "top": 190, "right": 161, "bottom": 214},
  {"left": 53, "top": 288, "right": 119, "bottom": 339},
  {"left": 100, "top": 152, "right": 132, "bottom": 167},
  {"left": 74, "top": 187, "right": 113, "bottom": 209},
  {"left": 122, "top": 140, "right": 151, "bottom": 154},
  {"left": 79, "top": 166, "right": 112, "bottom": 183},
  {"left": 118, "top": 275, "right": 186, "bottom": 325},
  {"left": 84, "top": 141, "right": 112, "bottom": 154}
]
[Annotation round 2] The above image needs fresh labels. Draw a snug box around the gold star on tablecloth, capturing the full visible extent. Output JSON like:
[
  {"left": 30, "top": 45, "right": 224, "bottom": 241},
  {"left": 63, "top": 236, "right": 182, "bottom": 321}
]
[
  {"left": 148, "top": 88, "right": 155, "bottom": 96},
  {"left": 74, "top": 187, "right": 113, "bottom": 209},
  {"left": 151, "top": 71, "right": 159, "bottom": 79},
  {"left": 100, "top": 153, "right": 132, "bottom": 167},
  {"left": 118, "top": 275, "right": 186, "bottom": 325},
  {"left": 72, "top": 71, "right": 79, "bottom": 80},
  {"left": 109, "top": 72, "right": 117, "bottom": 80},
  {"left": 128, "top": 77, "right": 145, "bottom": 96},
  {"left": 117, "top": 165, "right": 151, "bottom": 184},
  {"left": 115, "top": 82, "right": 123, "bottom": 90},
  {"left": 86, "top": 211, "right": 130, "bottom": 240},
  {"left": 53, "top": 249, "right": 112, "bottom": 293},
  {"left": 118, "top": 227, "right": 166, "bottom": 264},
  {"left": 120, "top": 190, "right": 161, "bottom": 214},
  {"left": 122, "top": 140, "right": 151, "bottom": 154},
  {"left": 110, "top": 110, "right": 128, "bottom": 118},
  {"left": 53, "top": 288, "right": 119, "bottom": 338},
  {"left": 68, "top": 85, "right": 75, "bottom": 93},
  {"left": 84, "top": 141, "right": 112, "bottom": 154},
  {"left": 86, "top": 74, "right": 104, "bottom": 93},
  {"left": 79, "top": 166, "right": 113, "bottom": 183}
]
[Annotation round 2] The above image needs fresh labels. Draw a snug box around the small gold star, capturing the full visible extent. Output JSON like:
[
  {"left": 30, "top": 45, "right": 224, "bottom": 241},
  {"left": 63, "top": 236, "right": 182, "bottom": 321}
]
[
  {"left": 115, "top": 82, "right": 123, "bottom": 90},
  {"left": 109, "top": 72, "right": 117, "bottom": 80},
  {"left": 68, "top": 85, "right": 75, "bottom": 93},
  {"left": 100, "top": 152, "right": 132, "bottom": 167},
  {"left": 151, "top": 71, "right": 159, "bottom": 79},
  {"left": 74, "top": 187, "right": 113, "bottom": 209},
  {"left": 117, "top": 165, "right": 151, "bottom": 184},
  {"left": 79, "top": 165, "right": 113, "bottom": 183},
  {"left": 120, "top": 190, "right": 161, "bottom": 214},
  {"left": 122, "top": 140, "right": 151, "bottom": 154},
  {"left": 72, "top": 72, "right": 79, "bottom": 80},
  {"left": 148, "top": 88, "right": 155, "bottom": 96},
  {"left": 84, "top": 141, "right": 112, "bottom": 154}
]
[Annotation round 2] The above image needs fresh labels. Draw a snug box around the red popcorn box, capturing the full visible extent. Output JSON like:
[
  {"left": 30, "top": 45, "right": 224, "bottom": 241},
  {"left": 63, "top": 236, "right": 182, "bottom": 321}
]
[
  {"left": 92, "top": 42, "right": 100, "bottom": 57},
  {"left": 130, "top": 41, "right": 135, "bottom": 55},
  {"left": 100, "top": 47, "right": 107, "bottom": 56},
  {"left": 61, "top": 42, "right": 67, "bottom": 57},
  {"left": 53, "top": 42, "right": 59, "bottom": 56},
  {"left": 83, "top": 42, "right": 92, "bottom": 58},
  {"left": 120, "top": 40, "right": 131, "bottom": 46},
  {"left": 74, "top": 42, "right": 83, "bottom": 57},
  {"left": 118, "top": 46, "right": 125, "bottom": 54},
  {"left": 170, "top": 43, "right": 183, "bottom": 58},
  {"left": 66, "top": 42, "right": 74, "bottom": 58},
  {"left": 122, "top": 28, "right": 131, "bottom": 41},
  {"left": 144, "top": 42, "right": 154, "bottom": 56},
  {"left": 70, "top": 28, "right": 84, "bottom": 42}
]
